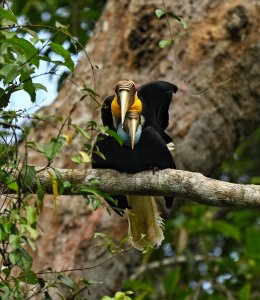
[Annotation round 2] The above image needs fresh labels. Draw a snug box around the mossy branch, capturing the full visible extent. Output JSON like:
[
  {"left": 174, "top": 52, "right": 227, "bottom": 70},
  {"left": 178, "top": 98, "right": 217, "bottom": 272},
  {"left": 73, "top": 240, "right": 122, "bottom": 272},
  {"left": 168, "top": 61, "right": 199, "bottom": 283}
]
[{"left": 2, "top": 168, "right": 260, "bottom": 208}]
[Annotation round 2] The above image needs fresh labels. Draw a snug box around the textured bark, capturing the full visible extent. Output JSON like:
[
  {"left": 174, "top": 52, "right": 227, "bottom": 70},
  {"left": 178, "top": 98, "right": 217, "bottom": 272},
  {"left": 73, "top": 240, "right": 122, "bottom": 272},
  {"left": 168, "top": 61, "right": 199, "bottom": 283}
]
[
  {"left": 24, "top": 0, "right": 259, "bottom": 298},
  {"left": 2, "top": 168, "right": 260, "bottom": 207}
]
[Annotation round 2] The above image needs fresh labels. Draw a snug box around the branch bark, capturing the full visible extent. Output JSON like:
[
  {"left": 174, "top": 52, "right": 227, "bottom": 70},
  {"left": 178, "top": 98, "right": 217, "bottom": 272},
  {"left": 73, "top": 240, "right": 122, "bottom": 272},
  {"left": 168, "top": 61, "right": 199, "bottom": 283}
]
[{"left": 3, "top": 168, "right": 259, "bottom": 208}]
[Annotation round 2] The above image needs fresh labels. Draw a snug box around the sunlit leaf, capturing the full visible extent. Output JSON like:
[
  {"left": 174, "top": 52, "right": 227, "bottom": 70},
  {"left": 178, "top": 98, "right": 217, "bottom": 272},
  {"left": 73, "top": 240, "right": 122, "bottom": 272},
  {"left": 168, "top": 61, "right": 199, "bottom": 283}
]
[
  {"left": 79, "top": 151, "right": 91, "bottom": 163},
  {"left": 61, "top": 130, "right": 74, "bottom": 144},
  {"left": 25, "top": 206, "right": 37, "bottom": 225},
  {"left": 159, "top": 39, "right": 172, "bottom": 48},
  {"left": 155, "top": 8, "right": 165, "bottom": 19},
  {"left": 47, "top": 170, "right": 59, "bottom": 209},
  {"left": 0, "top": 6, "right": 17, "bottom": 23}
]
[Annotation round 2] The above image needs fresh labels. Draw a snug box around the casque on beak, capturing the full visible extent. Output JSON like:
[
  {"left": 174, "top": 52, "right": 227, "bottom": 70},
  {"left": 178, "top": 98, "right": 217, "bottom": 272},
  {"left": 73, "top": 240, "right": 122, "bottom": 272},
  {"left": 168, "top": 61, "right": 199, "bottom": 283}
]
[
  {"left": 124, "top": 111, "right": 140, "bottom": 150},
  {"left": 116, "top": 80, "right": 136, "bottom": 125}
]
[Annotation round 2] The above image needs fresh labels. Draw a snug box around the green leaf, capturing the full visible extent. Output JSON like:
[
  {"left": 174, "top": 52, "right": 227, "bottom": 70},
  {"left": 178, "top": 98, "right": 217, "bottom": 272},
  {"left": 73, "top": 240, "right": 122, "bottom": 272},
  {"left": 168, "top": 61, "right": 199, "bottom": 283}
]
[
  {"left": 19, "top": 271, "right": 39, "bottom": 285},
  {"left": 79, "top": 186, "right": 101, "bottom": 196},
  {"left": 9, "top": 234, "right": 21, "bottom": 250},
  {"left": 1, "top": 216, "right": 12, "bottom": 234},
  {"left": 81, "top": 86, "right": 100, "bottom": 98},
  {"left": 0, "top": 63, "right": 18, "bottom": 84},
  {"left": 21, "top": 165, "right": 36, "bottom": 187},
  {"left": 54, "top": 168, "right": 65, "bottom": 195},
  {"left": 0, "top": 91, "right": 11, "bottom": 108},
  {"left": 6, "top": 179, "right": 18, "bottom": 192},
  {"left": 20, "top": 27, "right": 39, "bottom": 40},
  {"left": 36, "top": 177, "right": 45, "bottom": 200},
  {"left": 21, "top": 224, "right": 38, "bottom": 240},
  {"left": 9, "top": 251, "right": 20, "bottom": 265},
  {"left": 25, "top": 206, "right": 37, "bottom": 225},
  {"left": 27, "top": 141, "right": 45, "bottom": 153},
  {"left": 20, "top": 69, "right": 36, "bottom": 102},
  {"left": 92, "top": 196, "right": 102, "bottom": 210},
  {"left": 107, "top": 129, "right": 123, "bottom": 146},
  {"left": 163, "top": 267, "right": 180, "bottom": 296},
  {"left": 155, "top": 8, "right": 165, "bottom": 19},
  {"left": 49, "top": 42, "right": 74, "bottom": 71},
  {"left": 72, "top": 124, "right": 91, "bottom": 140},
  {"left": 33, "top": 83, "right": 48, "bottom": 92},
  {"left": 44, "top": 137, "right": 64, "bottom": 161},
  {"left": 245, "top": 227, "right": 260, "bottom": 259},
  {"left": 57, "top": 274, "right": 75, "bottom": 290},
  {"left": 250, "top": 176, "right": 260, "bottom": 184},
  {"left": 168, "top": 12, "right": 188, "bottom": 30},
  {"left": 214, "top": 221, "right": 241, "bottom": 242},
  {"left": 0, "top": 225, "right": 8, "bottom": 241},
  {"left": 1, "top": 37, "right": 39, "bottom": 67},
  {"left": 0, "top": 7, "right": 17, "bottom": 23},
  {"left": 55, "top": 21, "right": 70, "bottom": 30},
  {"left": 159, "top": 39, "right": 172, "bottom": 48},
  {"left": 16, "top": 247, "right": 33, "bottom": 271},
  {"left": 71, "top": 155, "right": 82, "bottom": 164},
  {"left": 239, "top": 284, "right": 251, "bottom": 300}
]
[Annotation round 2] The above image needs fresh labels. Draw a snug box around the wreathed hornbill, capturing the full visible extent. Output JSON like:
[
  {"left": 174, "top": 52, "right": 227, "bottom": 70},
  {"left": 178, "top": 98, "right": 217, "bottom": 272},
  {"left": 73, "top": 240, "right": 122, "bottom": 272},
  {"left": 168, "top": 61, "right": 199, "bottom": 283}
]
[{"left": 92, "top": 80, "right": 177, "bottom": 251}]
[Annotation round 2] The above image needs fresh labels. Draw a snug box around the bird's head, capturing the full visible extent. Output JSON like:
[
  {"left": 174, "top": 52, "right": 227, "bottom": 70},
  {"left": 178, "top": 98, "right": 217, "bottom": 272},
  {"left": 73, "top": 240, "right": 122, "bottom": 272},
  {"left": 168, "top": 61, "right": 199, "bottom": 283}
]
[
  {"left": 117, "top": 111, "right": 142, "bottom": 150},
  {"left": 112, "top": 80, "right": 142, "bottom": 124},
  {"left": 123, "top": 111, "right": 141, "bottom": 150}
]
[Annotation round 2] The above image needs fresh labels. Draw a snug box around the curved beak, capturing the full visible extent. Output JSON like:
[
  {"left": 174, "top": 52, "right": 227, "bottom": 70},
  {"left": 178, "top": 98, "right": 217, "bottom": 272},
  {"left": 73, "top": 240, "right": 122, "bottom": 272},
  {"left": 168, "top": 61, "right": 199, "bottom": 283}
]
[
  {"left": 124, "top": 113, "right": 139, "bottom": 150},
  {"left": 118, "top": 90, "right": 130, "bottom": 125},
  {"left": 129, "top": 117, "right": 139, "bottom": 150}
]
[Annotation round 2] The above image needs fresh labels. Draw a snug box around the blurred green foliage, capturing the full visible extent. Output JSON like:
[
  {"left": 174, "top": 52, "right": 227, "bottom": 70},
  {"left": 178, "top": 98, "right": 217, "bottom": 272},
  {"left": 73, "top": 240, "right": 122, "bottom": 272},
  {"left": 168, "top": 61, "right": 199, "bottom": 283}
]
[
  {"left": 10, "top": 0, "right": 106, "bottom": 54},
  {"left": 220, "top": 128, "right": 260, "bottom": 184}
]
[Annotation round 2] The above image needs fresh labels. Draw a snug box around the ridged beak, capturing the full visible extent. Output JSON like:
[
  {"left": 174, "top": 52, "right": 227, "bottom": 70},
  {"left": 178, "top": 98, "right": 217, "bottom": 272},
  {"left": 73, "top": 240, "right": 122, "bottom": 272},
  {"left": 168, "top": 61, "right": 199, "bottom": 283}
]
[
  {"left": 124, "top": 111, "right": 140, "bottom": 150},
  {"left": 118, "top": 89, "right": 130, "bottom": 125},
  {"left": 129, "top": 117, "right": 139, "bottom": 150}
]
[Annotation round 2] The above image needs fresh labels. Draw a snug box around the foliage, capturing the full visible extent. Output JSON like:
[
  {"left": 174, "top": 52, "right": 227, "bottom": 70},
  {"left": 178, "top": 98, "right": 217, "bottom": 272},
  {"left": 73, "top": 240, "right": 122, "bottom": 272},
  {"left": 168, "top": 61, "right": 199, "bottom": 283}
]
[
  {"left": 10, "top": 0, "right": 106, "bottom": 54},
  {"left": 0, "top": 3, "right": 120, "bottom": 299},
  {"left": 123, "top": 205, "right": 260, "bottom": 299},
  {"left": 1, "top": 1, "right": 259, "bottom": 300},
  {"left": 155, "top": 7, "right": 188, "bottom": 48},
  {"left": 219, "top": 128, "right": 260, "bottom": 184}
]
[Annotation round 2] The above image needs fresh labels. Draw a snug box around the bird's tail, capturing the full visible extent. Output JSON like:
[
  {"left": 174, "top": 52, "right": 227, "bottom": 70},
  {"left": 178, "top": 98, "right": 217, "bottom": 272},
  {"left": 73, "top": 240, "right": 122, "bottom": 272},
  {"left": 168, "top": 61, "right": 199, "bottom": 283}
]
[{"left": 126, "top": 195, "right": 164, "bottom": 252}]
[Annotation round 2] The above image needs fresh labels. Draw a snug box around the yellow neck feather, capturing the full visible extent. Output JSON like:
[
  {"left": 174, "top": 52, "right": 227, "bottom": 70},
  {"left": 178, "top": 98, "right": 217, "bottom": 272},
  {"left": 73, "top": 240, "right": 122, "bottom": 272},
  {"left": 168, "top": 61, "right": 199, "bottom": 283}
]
[{"left": 111, "top": 94, "right": 142, "bottom": 118}]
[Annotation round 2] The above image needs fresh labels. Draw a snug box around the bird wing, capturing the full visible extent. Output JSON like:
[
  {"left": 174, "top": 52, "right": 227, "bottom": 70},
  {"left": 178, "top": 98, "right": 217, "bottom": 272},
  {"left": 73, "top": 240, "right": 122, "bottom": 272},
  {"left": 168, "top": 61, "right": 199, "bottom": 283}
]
[
  {"left": 137, "top": 81, "right": 177, "bottom": 143},
  {"left": 101, "top": 95, "right": 115, "bottom": 130}
]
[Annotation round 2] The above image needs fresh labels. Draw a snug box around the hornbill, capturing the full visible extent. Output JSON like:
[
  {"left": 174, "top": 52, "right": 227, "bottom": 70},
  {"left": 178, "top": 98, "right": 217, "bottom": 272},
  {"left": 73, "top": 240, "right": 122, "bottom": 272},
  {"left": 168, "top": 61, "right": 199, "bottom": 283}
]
[{"left": 92, "top": 80, "right": 177, "bottom": 251}]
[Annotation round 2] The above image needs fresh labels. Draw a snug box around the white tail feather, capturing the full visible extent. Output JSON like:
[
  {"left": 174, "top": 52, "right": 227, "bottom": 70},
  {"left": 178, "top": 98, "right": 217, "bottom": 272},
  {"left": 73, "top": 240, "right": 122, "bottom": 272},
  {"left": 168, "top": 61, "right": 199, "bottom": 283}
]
[{"left": 126, "top": 195, "right": 164, "bottom": 252}]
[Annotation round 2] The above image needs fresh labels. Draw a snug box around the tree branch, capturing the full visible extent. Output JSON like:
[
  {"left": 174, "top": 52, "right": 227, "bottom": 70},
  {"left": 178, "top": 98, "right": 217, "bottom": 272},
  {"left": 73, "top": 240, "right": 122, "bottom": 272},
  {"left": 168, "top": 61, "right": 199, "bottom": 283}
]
[{"left": 1, "top": 168, "right": 260, "bottom": 208}]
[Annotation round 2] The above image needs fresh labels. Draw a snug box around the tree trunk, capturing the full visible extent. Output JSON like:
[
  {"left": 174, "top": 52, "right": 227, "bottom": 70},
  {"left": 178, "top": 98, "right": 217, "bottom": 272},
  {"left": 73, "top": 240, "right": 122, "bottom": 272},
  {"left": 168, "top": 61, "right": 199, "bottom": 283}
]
[{"left": 27, "top": 0, "right": 259, "bottom": 298}]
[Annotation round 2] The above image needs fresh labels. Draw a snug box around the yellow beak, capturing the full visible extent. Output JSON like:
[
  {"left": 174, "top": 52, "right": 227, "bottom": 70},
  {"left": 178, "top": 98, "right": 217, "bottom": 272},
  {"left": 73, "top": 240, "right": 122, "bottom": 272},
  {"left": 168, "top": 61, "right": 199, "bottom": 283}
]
[
  {"left": 118, "top": 90, "right": 130, "bottom": 125},
  {"left": 128, "top": 117, "right": 139, "bottom": 150}
]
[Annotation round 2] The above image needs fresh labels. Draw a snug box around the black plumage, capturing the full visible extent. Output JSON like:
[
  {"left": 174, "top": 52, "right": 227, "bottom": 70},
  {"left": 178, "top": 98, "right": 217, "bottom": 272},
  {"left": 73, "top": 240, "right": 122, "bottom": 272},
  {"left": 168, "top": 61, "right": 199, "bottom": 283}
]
[
  {"left": 92, "top": 80, "right": 177, "bottom": 250},
  {"left": 93, "top": 80, "right": 177, "bottom": 209}
]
